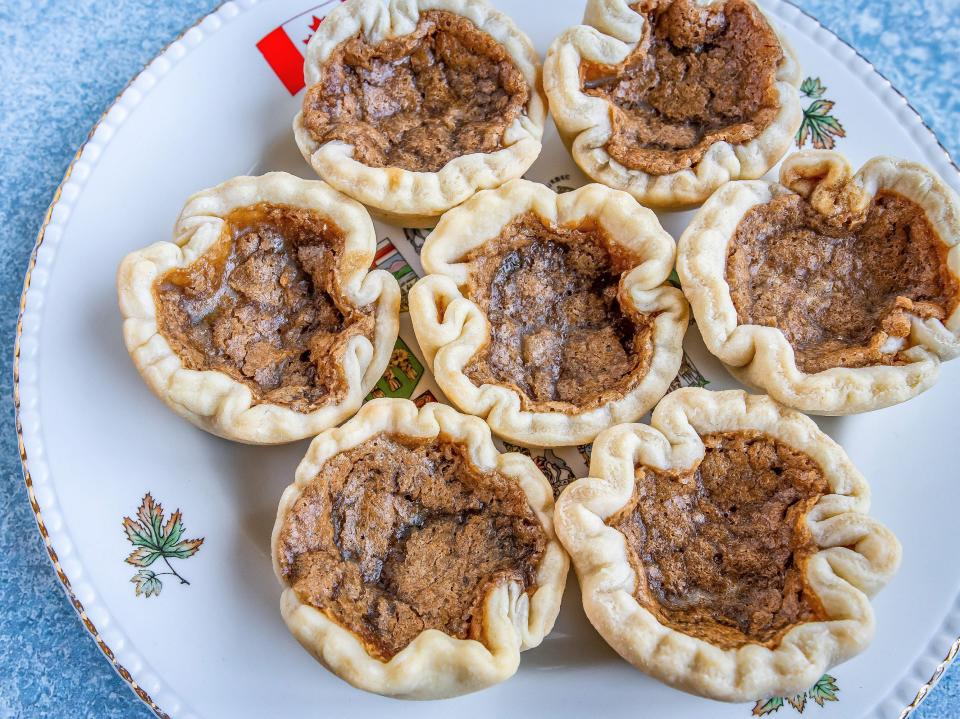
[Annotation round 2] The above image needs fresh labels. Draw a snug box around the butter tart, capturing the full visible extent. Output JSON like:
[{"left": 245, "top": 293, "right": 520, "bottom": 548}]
[
  {"left": 293, "top": 0, "right": 546, "bottom": 228},
  {"left": 555, "top": 387, "right": 901, "bottom": 701},
  {"left": 409, "top": 179, "right": 688, "bottom": 447},
  {"left": 272, "top": 398, "right": 568, "bottom": 699},
  {"left": 544, "top": 0, "right": 802, "bottom": 209},
  {"left": 678, "top": 151, "right": 960, "bottom": 414},
  {"left": 117, "top": 173, "right": 400, "bottom": 444}
]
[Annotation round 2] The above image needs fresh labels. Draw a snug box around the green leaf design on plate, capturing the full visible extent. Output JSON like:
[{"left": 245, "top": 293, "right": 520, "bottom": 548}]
[
  {"left": 751, "top": 674, "right": 840, "bottom": 716},
  {"left": 131, "top": 569, "right": 163, "bottom": 598},
  {"left": 796, "top": 79, "right": 847, "bottom": 150},
  {"left": 800, "top": 76, "right": 827, "bottom": 98},
  {"left": 123, "top": 493, "right": 204, "bottom": 597},
  {"left": 752, "top": 696, "right": 784, "bottom": 715},
  {"left": 808, "top": 674, "right": 840, "bottom": 707}
]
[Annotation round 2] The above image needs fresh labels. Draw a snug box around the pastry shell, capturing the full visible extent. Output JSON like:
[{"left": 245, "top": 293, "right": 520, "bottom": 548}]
[
  {"left": 293, "top": 0, "right": 547, "bottom": 228},
  {"left": 677, "top": 150, "right": 960, "bottom": 415},
  {"left": 554, "top": 387, "right": 902, "bottom": 701},
  {"left": 409, "top": 179, "right": 689, "bottom": 447},
  {"left": 543, "top": 0, "right": 802, "bottom": 209},
  {"left": 271, "top": 397, "right": 569, "bottom": 699},
  {"left": 117, "top": 172, "right": 400, "bottom": 444}
]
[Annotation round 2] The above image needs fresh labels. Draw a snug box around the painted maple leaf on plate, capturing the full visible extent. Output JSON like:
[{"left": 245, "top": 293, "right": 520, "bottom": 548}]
[
  {"left": 752, "top": 674, "right": 840, "bottom": 715},
  {"left": 796, "top": 77, "right": 846, "bottom": 150},
  {"left": 130, "top": 569, "right": 163, "bottom": 598},
  {"left": 753, "top": 697, "right": 784, "bottom": 716},
  {"left": 807, "top": 674, "right": 840, "bottom": 707},
  {"left": 123, "top": 493, "right": 204, "bottom": 597},
  {"left": 800, "top": 77, "right": 827, "bottom": 99}
]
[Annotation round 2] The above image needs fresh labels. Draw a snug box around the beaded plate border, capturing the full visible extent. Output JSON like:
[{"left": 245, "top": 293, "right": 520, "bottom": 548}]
[
  {"left": 12, "top": 0, "right": 960, "bottom": 717},
  {"left": 14, "top": 4, "right": 243, "bottom": 717}
]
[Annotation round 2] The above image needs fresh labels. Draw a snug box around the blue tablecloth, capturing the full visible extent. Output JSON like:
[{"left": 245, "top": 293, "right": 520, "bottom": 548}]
[{"left": 1, "top": 1, "right": 957, "bottom": 716}]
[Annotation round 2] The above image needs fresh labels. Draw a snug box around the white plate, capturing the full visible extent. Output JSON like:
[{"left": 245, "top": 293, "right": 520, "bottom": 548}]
[{"left": 15, "top": 1, "right": 960, "bottom": 717}]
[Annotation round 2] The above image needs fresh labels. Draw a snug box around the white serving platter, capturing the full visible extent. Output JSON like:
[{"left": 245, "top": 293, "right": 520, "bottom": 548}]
[{"left": 15, "top": 0, "right": 960, "bottom": 717}]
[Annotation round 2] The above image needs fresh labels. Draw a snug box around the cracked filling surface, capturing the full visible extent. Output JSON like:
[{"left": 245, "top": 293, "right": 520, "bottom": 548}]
[
  {"left": 727, "top": 191, "right": 958, "bottom": 374},
  {"left": 154, "top": 203, "right": 375, "bottom": 413},
  {"left": 609, "top": 430, "right": 829, "bottom": 649},
  {"left": 277, "top": 433, "right": 546, "bottom": 660},
  {"left": 301, "top": 10, "right": 529, "bottom": 173},
  {"left": 462, "top": 213, "right": 653, "bottom": 411},
  {"left": 581, "top": 0, "right": 783, "bottom": 176}
]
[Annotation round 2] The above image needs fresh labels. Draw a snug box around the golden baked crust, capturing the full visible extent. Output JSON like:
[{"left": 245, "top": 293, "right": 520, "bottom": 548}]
[
  {"left": 543, "top": 0, "right": 802, "bottom": 209},
  {"left": 555, "top": 388, "right": 901, "bottom": 701},
  {"left": 271, "top": 398, "right": 569, "bottom": 699},
  {"left": 293, "top": 0, "right": 546, "bottom": 227},
  {"left": 117, "top": 173, "right": 400, "bottom": 444},
  {"left": 677, "top": 150, "right": 960, "bottom": 414},
  {"left": 409, "top": 179, "right": 688, "bottom": 447}
]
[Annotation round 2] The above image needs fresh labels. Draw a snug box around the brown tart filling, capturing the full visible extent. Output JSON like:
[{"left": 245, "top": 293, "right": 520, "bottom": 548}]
[
  {"left": 609, "top": 430, "right": 829, "bottom": 649},
  {"left": 301, "top": 10, "right": 529, "bottom": 173},
  {"left": 154, "top": 202, "right": 375, "bottom": 413},
  {"left": 581, "top": 0, "right": 783, "bottom": 176},
  {"left": 462, "top": 213, "right": 654, "bottom": 411},
  {"left": 277, "top": 433, "right": 546, "bottom": 661},
  {"left": 727, "top": 191, "right": 959, "bottom": 374}
]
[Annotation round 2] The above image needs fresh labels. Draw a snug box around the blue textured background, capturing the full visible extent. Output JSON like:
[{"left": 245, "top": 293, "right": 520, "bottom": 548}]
[{"left": 0, "top": 1, "right": 957, "bottom": 716}]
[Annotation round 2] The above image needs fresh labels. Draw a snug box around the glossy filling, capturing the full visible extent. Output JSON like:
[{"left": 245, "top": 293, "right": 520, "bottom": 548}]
[
  {"left": 155, "top": 203, "right": 374, "bottom": 413},
  {"left": 581, "top": 0, "right": 782, "bottom": 175},
  {"left": 463, "top": 213, "right": 653, "bottom": 411},
  {"left": 727, "top": 191, "right": 958, "bottom": 374},
  {"left": 609, "top": 430, "right": 829, "bottom": 649},
  {"left": 277, "top": 434, "right": 546, "bottom": 660},
  {"left": 301, "top": 10, "right": 529, "bottom": 173}
]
